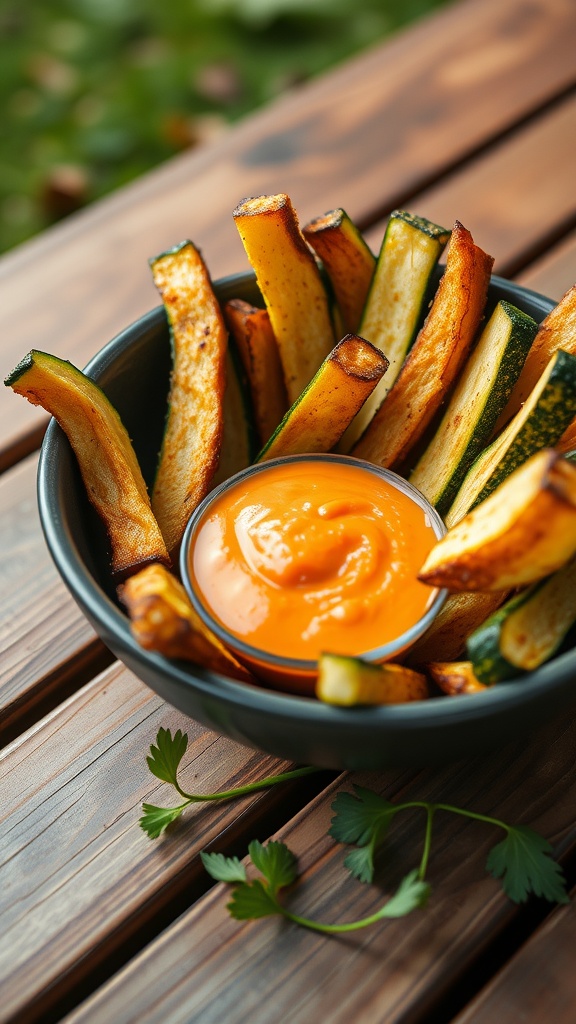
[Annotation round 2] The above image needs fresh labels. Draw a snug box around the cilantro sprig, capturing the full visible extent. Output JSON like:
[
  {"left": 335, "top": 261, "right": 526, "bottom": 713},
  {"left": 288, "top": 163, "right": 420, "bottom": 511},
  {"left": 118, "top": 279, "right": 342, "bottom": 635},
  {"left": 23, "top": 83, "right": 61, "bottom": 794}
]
[
  {"left": 141, "top": 729, "right": 569, "bottom": 930},
  {"left": 139, "top": 727, "right": 319, "bottom": 838},
  {"left": 202, "top": 782, "right": 569, "bottom": 932}
]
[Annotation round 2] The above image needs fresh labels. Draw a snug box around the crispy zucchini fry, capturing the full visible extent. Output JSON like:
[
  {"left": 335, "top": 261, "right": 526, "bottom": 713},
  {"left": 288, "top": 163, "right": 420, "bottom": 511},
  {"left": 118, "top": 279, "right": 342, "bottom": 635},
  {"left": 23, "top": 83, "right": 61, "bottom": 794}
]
[
  {"left": 557, "top": 414, "right": 576, "bottom": 454},
  {"left": 352, "top": 222, "right": 493, "bottom": 470},
  {"left": 150, "top": 241, "right": 228, "bottom": 556},
  {"left": 341, "top": 211, "right": 450, "bottom": 451},
  {"left": 316, "top": 653, "right": 429, "bottom": 706},
  {"left": 427, "top": 661, "right": 486, "bottom": 695},
  {"left": 446, "top": 348, "right": 576, "bottom": 526},
  {"left": 210, "top": 339, "right": 259, "bottom": 487},
  {"left": 405, "top": 591, "right": 508, "bottom": 664},
  {"left": 5, "top": 350, "right": 170, "bottom": 578},
  {"left": 302, "top": 208, "right": 375, "bottom": 334},
  {"left": 256, "top": 334, "right": 389, "bottom": 462},
  {"left": 467, "top": 557, "right": 576, "bottom": 683},
  {"left": 118, "top": 563, "right": 252, "bottom": 681},
  {"left": 409, "top": 300, "right": 537, "bottom": 515},
  {"left": 233, "top": 194, "right": 335, "bottom": 403},
  {"left": 494, "top": 283, "right": 576, "bottom": 434},
  {"left": 418, "top": 450, "right": 576, "bottom": 592},
  {"left": 224, "top": 298, "right": 287, "bottom": 446}
]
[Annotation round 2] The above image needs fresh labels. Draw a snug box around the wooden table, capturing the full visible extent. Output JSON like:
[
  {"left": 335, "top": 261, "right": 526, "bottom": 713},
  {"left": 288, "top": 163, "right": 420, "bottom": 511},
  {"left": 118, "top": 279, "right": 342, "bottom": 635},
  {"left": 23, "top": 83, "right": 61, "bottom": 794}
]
[{"left": 2, "top": 0, "right": 576, "bottom": 1020}]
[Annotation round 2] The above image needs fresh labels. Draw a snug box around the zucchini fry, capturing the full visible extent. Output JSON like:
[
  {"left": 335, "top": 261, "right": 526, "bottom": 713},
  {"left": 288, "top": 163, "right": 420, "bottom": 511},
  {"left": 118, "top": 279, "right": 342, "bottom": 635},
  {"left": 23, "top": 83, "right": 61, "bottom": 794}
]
[
  {"left": 427, "top": 662, "right": 486, "bottom": 695},
  {"left": 410, "top": 300, "right": 537, "bottom": 515},
  {"left": 5, "top": 350, "right": 170, "bottom": 578},
  {"left": 224, "top": 298, "right": 287, "bottom": 446},
  {"left": 118, "top": 563, "right": 252, "bottom": 681},
  {"left": 352, "top": 222, "right": 493, "bottom": 470},
  {"left": 341, "top": 211, "right": 450, "bottom": 450},
  {"left": 467, "top": 557, "right": 576, "bottom": 683},
  {"left": 419, "top": 450, "right": 576, "bottom": 592},
  {"left": 211, "top": 338, "right": 259, "bottom": 487},
  {"left": 256, "top": 334, "right": 389, "bottom": 462},
  {"left": 233, "top": 194, "right": 335, "bottom": 403},
  {"left": 446, "top": 348, "right": 576, "bottom": 526},
  {"left": 302, "top": 208, "right": 375, "bottom": 334},
  {"left": 406, "top": 591, "right": 508, "bottom": 664},
  {"left": 150, "top": 241, "right": 228, "bottom": 556},
  {"left": 316, "top": 653, "right": 429, "bottom": 706},
  {"left": 494, "top": 283, "right": 576, "bottom": 434}
]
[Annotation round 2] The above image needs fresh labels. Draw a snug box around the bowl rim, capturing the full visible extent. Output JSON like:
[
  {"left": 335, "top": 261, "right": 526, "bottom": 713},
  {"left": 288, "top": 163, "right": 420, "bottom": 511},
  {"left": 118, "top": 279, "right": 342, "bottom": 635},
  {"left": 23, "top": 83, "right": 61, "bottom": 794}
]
[{"left": 36, "top": 270, "right": 576, "bottom": 737}]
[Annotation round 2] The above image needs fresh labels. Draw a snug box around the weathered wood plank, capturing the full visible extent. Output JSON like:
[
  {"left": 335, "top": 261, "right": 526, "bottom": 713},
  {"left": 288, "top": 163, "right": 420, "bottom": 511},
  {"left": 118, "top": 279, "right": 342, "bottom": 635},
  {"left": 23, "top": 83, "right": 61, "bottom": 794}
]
[
  {"left": 0, "top": 666, "right": 329, "bottom": 1024},
  {"left": 364, "top": 93, "right": 576, "bottom": 281},
  {"left": 1, "top": 0, "right": 574, "bottom": 469},
  {"left": 452, "top": 890, "right": 576, "bottom": 1023},
  {"left": 0, "top": 453, "right": 109, "bottom": 744},
  {"left": 61, "top": 711, "right": 576, "bottom": 1024},
  {"left": 517, "top": 228, "right": 576, "bottom": 300}
]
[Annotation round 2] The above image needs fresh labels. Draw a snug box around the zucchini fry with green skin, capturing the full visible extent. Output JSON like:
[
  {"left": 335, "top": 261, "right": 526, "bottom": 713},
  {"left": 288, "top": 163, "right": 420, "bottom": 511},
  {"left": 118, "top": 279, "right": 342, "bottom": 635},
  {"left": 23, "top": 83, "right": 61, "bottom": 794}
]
[
  {"left": 256, "top": 335, "right": 389, "bottom": 462},
  {"left": 427, "top": 661, "right": 487, "bottom": 695},
  {"left": 5, "top": 350, "right": 170, "bottom": 578},
  {"left": 446, "top": 349, "right": 576, "bottom": 526},
  {"left": 341, "top": 211, "right": 450, "bottom": 451},
  {"left": 211, "top": 338, "right": 259, "bottom": 488},
  {"left": 224, "top": 298, "right": 288, "bottom": 446},
  {"left": 410, "top": 301, "right": 537, "bottom": 515},
  {"left": 233, "top": 194, "right": 335, "bottom": 404},
  {"left": 494, "top": 283, "right": 576, "bottom": 435},
  {"left": 316, "top": 653, "right": 429, "bottom": 706},
  {"left": 352, "top": 222, "right": 493, "bottom": 470},
  {"left": 467, "top": 557, "right": 576, "bottom": 684},
  {"left": 119, "top": 563, "right": 252, "bottom": 682},
  {"left": 405, "top": 591, "right": 508, "bottom": 665},
  {"left": 419, "top": 450, "right": 576, "bottom": 593},
  {"left": 302, "top": 208, "right": 376, "bottom": 335},
  {"left": 150, "top": 241, "right": 228, "bottom": 556}
]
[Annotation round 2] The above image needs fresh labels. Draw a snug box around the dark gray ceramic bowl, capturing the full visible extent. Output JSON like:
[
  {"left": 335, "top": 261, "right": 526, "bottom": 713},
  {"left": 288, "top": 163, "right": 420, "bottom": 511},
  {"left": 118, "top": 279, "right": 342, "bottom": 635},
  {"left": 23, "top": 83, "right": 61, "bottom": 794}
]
[{"left": 37, "top": 271, "right": 576, "bottom": 770}]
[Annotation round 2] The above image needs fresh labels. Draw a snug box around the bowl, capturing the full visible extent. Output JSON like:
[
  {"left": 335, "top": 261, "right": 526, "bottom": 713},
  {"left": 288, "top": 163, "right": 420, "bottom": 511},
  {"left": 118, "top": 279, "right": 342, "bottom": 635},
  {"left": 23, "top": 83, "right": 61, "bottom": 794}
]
[
  {"left": 179, "top": 453, "right": 447, "bottom": 692},
  {"left": 37, "top": 271, "right": 576, "bottom": 770}
]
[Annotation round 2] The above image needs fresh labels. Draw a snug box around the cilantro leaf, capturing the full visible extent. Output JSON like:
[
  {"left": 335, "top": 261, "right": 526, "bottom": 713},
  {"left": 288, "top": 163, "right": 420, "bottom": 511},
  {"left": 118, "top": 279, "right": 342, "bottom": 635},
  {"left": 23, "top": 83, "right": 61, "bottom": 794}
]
[
  {"left": 374, "top": 870, "right": 431, "bottom": 919},
  {"left": 486, "top": 825, "right": 569, "bottom": 905},
  {"left": 201, "top": 851, "right": 247, "bottom": 884},
  {"left": 248, "top": 840, "right": 298, "bottom": 892},
  {"left": 139, "top": 802, "right": 186, "bottom": 839},
  {"left": 227, "top": 879, "right": 282, "bottom": 920},
  {"left": 146, "top": 727, "right": 188, "bottom": 787},
  {"left": 343, "top": 845, "right": 376, "bottom": 884},
  {"left": 330, "top": 785, "right": 395, "bottom": 846}
]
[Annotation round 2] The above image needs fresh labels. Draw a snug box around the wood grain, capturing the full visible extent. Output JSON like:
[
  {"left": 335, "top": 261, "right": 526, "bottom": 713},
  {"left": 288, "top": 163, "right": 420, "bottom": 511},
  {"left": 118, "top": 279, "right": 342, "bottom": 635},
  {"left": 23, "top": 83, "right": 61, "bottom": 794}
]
[
  {"left": 517, "top": 228, "right": 576, "bottom": 300},
  {"left": 0, "top": 666, "right": 326, "bottom": 1024},
  {"left": 1, "top": 0, "right": 574, "bottom": 469},
  {"left": 62, "top": 711, "right": 576, "bottom": 1024},
  {"left": 0, "top": 454, "right": 109, "bottom": 744},
  {"left": 452, "top": 890, "right": 576, "bottom": 1023},
  {"left": 364, "top": 94, "right": 576, "bottom": 279}
]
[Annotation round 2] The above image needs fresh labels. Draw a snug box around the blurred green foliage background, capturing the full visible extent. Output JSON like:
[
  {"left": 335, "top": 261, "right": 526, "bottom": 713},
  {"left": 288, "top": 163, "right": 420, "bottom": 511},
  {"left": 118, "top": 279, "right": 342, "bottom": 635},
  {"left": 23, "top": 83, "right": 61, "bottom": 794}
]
[{"left": 0, "top": 0, "right": 446, "bottom": 255}]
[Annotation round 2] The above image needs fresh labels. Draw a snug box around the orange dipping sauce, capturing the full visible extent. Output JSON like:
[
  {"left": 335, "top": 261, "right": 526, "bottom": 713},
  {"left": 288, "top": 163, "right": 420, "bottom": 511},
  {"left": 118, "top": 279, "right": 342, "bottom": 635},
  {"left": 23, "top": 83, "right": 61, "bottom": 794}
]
[{"left": 183, "top": 456, "right": 444, "bottom": 687}]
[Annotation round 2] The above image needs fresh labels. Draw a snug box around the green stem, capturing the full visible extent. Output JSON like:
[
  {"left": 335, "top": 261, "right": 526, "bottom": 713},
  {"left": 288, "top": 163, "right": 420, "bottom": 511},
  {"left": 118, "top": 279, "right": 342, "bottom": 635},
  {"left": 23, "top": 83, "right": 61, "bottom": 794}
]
[
  {"left": 174, "top": 765, "right": 320, "bottom": 804},
  {"left": 418, "top": 805, "right": 435, "bottom": 881}
]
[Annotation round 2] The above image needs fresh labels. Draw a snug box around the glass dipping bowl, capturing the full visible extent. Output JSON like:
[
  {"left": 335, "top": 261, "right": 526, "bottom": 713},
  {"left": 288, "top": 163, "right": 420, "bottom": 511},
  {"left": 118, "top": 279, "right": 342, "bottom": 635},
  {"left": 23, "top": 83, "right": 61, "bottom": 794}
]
[{"left": 180, "top": 453, "right": 447, "bottom": 694}]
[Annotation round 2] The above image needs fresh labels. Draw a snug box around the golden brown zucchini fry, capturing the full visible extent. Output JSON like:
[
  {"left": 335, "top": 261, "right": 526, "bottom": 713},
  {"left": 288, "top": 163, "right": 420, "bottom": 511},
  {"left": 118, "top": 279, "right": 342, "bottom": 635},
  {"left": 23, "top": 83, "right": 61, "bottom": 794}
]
[
  {"left": 256, "top": 334, "right": 389, "bottom": 462},
  {"left": 494, "top": 283, "right": 576, "bottom": 434},
  {"left": 118, "top": 563, "right": 252, "bottom": 681},
  {"left": 224, "top": 298, "right": 287, "bottom": 446},
  {"left": 302, "top": 208, "right": 376, "bottom": 334},
  {"left": 5, "top": 350, "right": 170, "bottom": 578},
  {"left": 316, "top": 653, "right": 429, "bottom": 706},
  {"left": 445, "top": 348, "right": 576, "bottom": 526},
  {"left": 405, "top": 591, "right": 508, "bottom": 665},
  {"left": 233, "top": 194, "right": 335, "bottom": 403},
  {"left": 150, "top": 241, "right": 228, "bottom": 557},
  {"left": 352, "top": 222, "right": 493, "bottom": 470},
  {"left": 427, "top": 661, "right": 486, "bottom": 695},
  {"left": 418, "top": 449, "right": 576, "bottom": 592}
]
